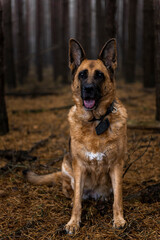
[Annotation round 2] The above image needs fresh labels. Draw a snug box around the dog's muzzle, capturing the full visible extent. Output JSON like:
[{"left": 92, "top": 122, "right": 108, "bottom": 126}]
[{"left": 81, "top": 83, "right": 101, "bottom": 110}]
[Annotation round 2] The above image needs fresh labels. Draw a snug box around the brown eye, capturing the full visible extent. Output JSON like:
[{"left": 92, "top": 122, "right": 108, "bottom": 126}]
[
  {"left": 94, "top": 70, "right": 104, "bottom": 80},
  {"left": 79, "top": 72, "right": 84, "bottom": 78},
  {"left": 78, "top": 70, "right": 88, "bottom": 80}
]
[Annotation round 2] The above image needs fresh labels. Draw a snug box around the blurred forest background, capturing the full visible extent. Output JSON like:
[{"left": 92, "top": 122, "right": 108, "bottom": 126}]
[
  {"left": 0, "top": 1, "right": 160, "bottom": 239},
  {"left": 0, "top": 0, "right": 159, "bottom": 86},
  {"left": 0, "top": 0, "right": 157, "bottom": 84},
  {"left": 0, "top": 0, "right": 160, "bottom": 135}
]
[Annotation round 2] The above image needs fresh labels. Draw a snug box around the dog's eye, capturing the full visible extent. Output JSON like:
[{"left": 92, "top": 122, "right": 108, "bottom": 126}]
[
  {"left": 78, "top": 70, "right": 88, "bottom": 80},
  {"left": 94, "top": 70, "right": 104, "bottom": 80}
]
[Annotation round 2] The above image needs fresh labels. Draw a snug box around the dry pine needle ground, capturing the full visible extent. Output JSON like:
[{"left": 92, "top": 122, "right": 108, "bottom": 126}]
[{"left": 0, "top": 81, "right": 160, "bottom": 239}]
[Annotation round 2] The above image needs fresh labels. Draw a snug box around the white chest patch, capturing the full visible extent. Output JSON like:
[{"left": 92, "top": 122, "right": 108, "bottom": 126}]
[{"left": 85, "top": 151, "right": 105, "bottom": 161}]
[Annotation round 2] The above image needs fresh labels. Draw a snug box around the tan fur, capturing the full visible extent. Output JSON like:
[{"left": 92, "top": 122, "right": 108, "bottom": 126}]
[
  {"left": 26, "top": 171, "right": 62, "bottom": 186},
  {"left": 25, "top": 39, "right": 127, "bottom": 234}
]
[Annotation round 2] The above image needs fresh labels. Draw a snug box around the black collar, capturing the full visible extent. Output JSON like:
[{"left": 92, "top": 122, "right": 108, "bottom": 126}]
[{"left": 89, "top": 100, "right": 116, "bottom": 135}]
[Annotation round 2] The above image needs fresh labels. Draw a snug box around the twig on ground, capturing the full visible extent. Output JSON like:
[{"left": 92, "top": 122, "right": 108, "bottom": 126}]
[
  {"left": 124, "top": 137, "right": 142, "bottom": 169},
  {"left": 47, "top": 156, "right": 64, "bottom": 166},
  {"left": 123, "top": 137, "right": 152, "bottom": 178},
  {"left": 125, "top": 182, "right": 160, "bottom": 203},
  {"left": 127, "top": 124, "right": 160, "bottom": 132},
  {"left": 0, "top": 150, "right": 37, "bottom": 162},
  {"left": 28, "top": 134, "right": 56, "bottom": 154},
  {"left": 0, "top": 134, "right": 61, "bottom": 173}
]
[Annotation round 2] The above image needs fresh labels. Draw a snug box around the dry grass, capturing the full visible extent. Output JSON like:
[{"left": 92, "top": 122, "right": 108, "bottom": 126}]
[{"left": 0, "top": 81, "right": 160, "bottom": 239}]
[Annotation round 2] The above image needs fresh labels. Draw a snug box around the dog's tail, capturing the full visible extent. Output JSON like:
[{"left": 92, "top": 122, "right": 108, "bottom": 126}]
[{"left": 23, "top": 169, "right": 62, "bottom": 186}]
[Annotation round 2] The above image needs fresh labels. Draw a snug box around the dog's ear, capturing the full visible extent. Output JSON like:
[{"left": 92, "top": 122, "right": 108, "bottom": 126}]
[
  {"left": 69, "top": 39, "right": 86, "bottom": 74},
  {"left": 98, "top": 38, "right": 117, "bottom": 71}
]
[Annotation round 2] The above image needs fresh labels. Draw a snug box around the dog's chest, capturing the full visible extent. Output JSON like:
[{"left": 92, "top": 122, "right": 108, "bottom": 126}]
[
  {"left": 85, "top": 151, "right": 105, "bottom": 161},
  {"left": 72, "top": 127, "right": 117, "bottom": 166},
  {"left": 69, "top": 107, "right": 125, "bottom": 165}
]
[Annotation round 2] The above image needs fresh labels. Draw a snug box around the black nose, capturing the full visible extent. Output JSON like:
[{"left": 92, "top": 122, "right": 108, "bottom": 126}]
[
  {"left": 83, "top": 84, "right": 94, "bottom": 93},
  {"left": 81, "top": 83, "right": 96, "bottom": 100}
]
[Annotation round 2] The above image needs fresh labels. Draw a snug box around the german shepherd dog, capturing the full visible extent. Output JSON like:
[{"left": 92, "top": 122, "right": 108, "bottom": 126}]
[{"left": 24, "top": 39, "right": 127, "bottom": 234}]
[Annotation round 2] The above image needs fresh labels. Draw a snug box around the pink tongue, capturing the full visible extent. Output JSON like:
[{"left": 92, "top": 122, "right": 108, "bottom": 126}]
[{"left": 84, "top": 100, "right": 95, "bottom": 109}]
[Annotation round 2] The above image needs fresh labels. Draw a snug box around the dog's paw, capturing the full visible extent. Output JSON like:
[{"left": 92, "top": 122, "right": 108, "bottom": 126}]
[
  {"left": 113, "top": 217, "right": 126, "bottom": 229},
  {"left": 65, "top": 219, "right": 80, "bottom": 234}
]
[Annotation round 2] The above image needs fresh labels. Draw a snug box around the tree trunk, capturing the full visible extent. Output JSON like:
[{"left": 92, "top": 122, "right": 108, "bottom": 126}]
[
  {"left": 76, "top": 0, "right": 83, "bottom": 43},
  {"left": 125, "top": 0, "right": 138, "bottom": 83},
  {"left": 84, "top": 0, "right": 91, "bottom": 58},
  {"left": 143, "top": 0, "right": 155, "bottom": 88},
  {"left": 35, "top": 0, "right": 43, "bottom": 82},
  {"left": 105, "top": 0, "right": 116, "bottom": 39},
  {"left": 90, "top": 0, "right": 97, "bottom": 59},
  {"left": 50, "top": 0, "right": 61, "bottom": 82},
  {"left": 0, "top": 1, "right": 9, "bottom": 135},
  {"left": 116, "top": 0, "right": 123, "bottom": 74},
  {"left": 3, "top": 0, "right": 16, "bottom": 88},
  {"left": 76, "top": 0, "right": 91, "bottom": 58},
  {"left": 24, "top": 0, "right": 30, "bottom": 77},
  {"left": 16, "top": 0, "right": 26, "bottom": 85},
  {"left": 61, "top": 0, "right": 69, "bottom": 83},
  {"left": 154, "top": 0, "right": 160, "bottom": 120},
  {"left": 96, "top": 0, "right": 105, "bottom": 54},
  {"left": 122, "top": 0, "right": 128, "bottom": 77}
]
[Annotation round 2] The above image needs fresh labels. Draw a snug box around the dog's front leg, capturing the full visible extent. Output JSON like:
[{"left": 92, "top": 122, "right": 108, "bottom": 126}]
[
  {"left": 65, "top": 161, "right": 84, "bottom": 234},
  {"left": 109, "top": 163, "right": 126, "bottom": 229}
]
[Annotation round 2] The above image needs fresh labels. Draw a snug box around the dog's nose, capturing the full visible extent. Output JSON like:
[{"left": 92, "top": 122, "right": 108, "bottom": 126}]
[{"left": 83, "top": 84, "right": 94, "bottom": 93}]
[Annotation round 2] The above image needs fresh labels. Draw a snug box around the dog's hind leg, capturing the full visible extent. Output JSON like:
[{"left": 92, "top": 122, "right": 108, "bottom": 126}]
[{"left": 61, "top": 153, "right": 74, "bottom": 199}]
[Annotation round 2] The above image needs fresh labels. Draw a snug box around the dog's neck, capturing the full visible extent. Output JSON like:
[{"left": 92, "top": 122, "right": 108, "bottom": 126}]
[
  {"left": 89, "top": 100, "right": 117, "bottom": 135},
  {"left": 89, "top": 100, "right": 116, "bottom": 122}
]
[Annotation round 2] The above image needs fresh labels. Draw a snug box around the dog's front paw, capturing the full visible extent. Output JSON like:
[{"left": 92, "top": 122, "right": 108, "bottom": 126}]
[
  {"left": 65, "top": 219, "right": 80, "bottom": 234},
  {"left": 113, "top": 217, "right": 126, "bottom": 229}
]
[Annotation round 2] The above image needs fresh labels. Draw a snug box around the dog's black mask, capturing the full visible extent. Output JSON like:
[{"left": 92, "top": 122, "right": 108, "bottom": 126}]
[{"left": 79, "top": 69, "right": 104, "bottom": 110}]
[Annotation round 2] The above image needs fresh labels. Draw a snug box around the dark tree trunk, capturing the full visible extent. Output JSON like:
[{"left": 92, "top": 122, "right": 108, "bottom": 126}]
[
  {"left": 16, "top": 0, "right": 26, "bottom": 84},
  {"left": 143, "top": 0, "right": 155, "bottom": 88},
  {"left": 61, "top": 0, "right": 69, "bottom": 83},
  {"left": 105, "top": 0, "right": 116, "bottom": 39},
  {"left": 122, "top": 0, "right": 128, "bottom": 77},
  {"left": 96, "top": 0, "right": 106, "bottom": 54},
  {"left": 136, "top": 0, "right": 143, "bottom": 67},
  {"left": 3, "top": 0, "right": 16, "bottom": 88},
  {"left": 154, "top": 0, "right": 160, "bottom": 120},
  {"left": 24, "top": 0, "right": 29, "bottom": 77},
  {"left": 77, "top": 0, "right": 91, "bottom": 57},
  {"left": 125, "top": 0, "right": 138, "bottom": 83},
  {"left": 50, "top": 0, "right": 61, "bottom": 82},
  {"left": 76, "top": 0, "right": 83, "bottom": 43},
  {"left": 0, "top": 1, "right": 9, "bottom": 135},
  {"left": 36, "top": 0, "right": 43, "bottom": 82},
  {"left": 116, "top": 0, "right": 123, "bottom": 74},
  {"left": 84, "top": 0, "right": 91, "bottom": 58},
  {"left": 90, "top": 0, "right": 97, "bottom": 59}
]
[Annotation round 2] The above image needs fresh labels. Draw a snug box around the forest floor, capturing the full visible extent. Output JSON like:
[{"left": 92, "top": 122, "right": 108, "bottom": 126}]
[{"left": 0, "top": 81, "right": 160, "bottom": 240}]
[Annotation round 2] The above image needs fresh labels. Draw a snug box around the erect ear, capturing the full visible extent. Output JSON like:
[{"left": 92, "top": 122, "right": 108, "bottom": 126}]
[
  {"left": 98, "top": 38, "right": 117, "bottom": 71},
  {"left": 69, "top": 39, "right": 86, "bottom": 74}
]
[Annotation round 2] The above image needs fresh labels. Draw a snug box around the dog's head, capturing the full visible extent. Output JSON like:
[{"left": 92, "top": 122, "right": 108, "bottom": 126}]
[{"left": 69, "top": 39, "right": 117, "bottom": 114}]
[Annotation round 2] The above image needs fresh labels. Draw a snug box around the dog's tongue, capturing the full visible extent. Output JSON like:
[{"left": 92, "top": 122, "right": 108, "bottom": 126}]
[{"left": 84, "top": 100, "right": 95, "bottom": 109}]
